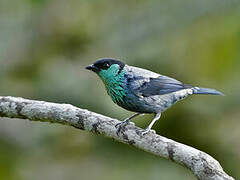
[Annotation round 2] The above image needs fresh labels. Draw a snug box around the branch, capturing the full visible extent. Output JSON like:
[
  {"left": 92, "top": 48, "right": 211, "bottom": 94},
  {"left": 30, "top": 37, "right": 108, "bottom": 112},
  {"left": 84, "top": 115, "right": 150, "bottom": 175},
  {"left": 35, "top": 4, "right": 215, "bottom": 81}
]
[{"left": 0, "top": 96, "right": 234, "bottom": 180}]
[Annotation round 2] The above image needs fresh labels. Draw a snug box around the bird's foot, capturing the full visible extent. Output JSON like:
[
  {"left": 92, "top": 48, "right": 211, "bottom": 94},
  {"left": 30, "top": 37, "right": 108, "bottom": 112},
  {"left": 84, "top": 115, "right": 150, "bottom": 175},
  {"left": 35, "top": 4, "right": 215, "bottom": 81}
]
[
  {"left": 115, "top": 120, "right": 132, "bottom": 135},
  {"left": 141, "top": 128, "right": 156, "bottom": 136}
]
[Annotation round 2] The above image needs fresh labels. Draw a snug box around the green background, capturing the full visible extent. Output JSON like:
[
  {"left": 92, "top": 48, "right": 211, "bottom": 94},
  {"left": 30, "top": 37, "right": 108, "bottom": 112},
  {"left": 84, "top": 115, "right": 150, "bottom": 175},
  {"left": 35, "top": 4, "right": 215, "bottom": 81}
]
[{"left": 0, "top": 0, "right": 240, "bottom": 179}]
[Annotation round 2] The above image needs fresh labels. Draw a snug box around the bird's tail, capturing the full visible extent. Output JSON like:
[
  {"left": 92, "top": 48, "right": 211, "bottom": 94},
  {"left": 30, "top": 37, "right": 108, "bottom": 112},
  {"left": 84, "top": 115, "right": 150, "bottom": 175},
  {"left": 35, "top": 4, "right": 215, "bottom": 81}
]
[{"left": 192, "top": 87, "right": 224, "bottom": 96}]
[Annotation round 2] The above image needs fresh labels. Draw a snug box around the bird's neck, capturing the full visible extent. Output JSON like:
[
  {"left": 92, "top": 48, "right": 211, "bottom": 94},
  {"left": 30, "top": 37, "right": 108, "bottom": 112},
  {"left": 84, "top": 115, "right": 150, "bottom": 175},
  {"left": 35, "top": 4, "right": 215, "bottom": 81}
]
[{"left": 98, "top": 70, "right": 126, "bottom": 103}]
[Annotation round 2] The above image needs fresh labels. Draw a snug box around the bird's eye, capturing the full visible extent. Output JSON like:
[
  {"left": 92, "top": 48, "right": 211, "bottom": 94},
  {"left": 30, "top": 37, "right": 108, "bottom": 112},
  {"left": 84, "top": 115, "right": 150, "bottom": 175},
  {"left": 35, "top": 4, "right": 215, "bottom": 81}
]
[{"left": 104, "top": 63, "right": 110, "bottom": 68}]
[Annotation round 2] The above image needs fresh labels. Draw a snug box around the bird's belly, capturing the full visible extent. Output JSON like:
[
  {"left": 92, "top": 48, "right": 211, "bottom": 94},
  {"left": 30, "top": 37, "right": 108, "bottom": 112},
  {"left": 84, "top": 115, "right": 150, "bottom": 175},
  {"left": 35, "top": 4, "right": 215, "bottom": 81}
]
[
  {"left": 116, "top": 93, "right": 160, "bottom": 113},
  {"left": 119, "top": 95, "right": 155, "bottom": 113},
  {"left": 118, "top": 89, "right": 193, "bottom": 113},
  {"left": 141, "top": 89, "right": 193, "bottom": 113}
]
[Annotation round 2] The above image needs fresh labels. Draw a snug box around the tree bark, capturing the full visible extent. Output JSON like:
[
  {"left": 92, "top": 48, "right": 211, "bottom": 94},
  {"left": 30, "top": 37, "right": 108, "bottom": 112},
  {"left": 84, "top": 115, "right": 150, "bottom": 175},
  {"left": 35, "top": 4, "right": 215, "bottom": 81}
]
[{"left": 0, "top": 96, "right": 234, "bottom": 180}]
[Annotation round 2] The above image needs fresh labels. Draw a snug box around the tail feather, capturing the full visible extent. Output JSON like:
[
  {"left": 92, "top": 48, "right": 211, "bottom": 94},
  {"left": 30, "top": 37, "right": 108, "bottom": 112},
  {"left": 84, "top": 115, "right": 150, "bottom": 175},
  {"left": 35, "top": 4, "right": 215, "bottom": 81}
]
[{"left": 192, "top": 87, "right": 224, "bottom": 96}]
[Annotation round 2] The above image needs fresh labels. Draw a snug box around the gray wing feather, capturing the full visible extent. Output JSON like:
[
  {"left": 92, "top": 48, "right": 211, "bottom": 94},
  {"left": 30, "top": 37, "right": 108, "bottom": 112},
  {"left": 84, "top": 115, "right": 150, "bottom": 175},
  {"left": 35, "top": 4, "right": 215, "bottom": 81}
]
[
  {"left": 137, "top": 76, "right": 192, "bottom": 96},
  {"left": 125, "top": 65, "right": 192, "bottom": 97}
]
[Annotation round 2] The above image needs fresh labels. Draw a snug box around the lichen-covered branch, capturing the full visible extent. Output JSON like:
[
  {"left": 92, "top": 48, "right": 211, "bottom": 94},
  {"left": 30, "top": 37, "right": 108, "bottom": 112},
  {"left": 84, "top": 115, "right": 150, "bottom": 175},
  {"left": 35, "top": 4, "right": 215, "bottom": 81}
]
[{"left": 0, "top": 96, "right": 234, "bottom": 180}]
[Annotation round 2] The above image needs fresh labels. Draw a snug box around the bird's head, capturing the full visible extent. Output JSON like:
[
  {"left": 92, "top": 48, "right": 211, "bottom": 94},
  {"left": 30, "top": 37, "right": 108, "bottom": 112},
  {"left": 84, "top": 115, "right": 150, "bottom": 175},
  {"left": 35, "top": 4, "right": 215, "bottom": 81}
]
[{"left": 86, "top": 58, "right": 125, "bottom": 80}]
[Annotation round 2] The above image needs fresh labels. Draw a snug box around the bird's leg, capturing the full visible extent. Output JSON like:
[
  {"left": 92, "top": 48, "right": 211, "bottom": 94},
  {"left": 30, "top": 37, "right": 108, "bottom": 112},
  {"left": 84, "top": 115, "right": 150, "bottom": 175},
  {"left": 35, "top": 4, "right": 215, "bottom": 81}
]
[
  {"left": 117, "top": 113, "right": 141, "bottom": 126},
  {"left": 141, "top": 113, "right": 161, "bottom": 135},
  {"left": 115, "top": 113, "right": 142, "bottom": 135},
  {"left": 128, "top": 113, "right": 144, "bottom": 125}
]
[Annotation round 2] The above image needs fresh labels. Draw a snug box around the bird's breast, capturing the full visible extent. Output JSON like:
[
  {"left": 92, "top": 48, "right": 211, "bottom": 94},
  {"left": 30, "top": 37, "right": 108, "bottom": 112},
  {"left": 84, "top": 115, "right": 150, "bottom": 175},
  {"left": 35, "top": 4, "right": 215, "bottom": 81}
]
[{"left": 105, "top": 83, "right": 127, "bottom": 104}]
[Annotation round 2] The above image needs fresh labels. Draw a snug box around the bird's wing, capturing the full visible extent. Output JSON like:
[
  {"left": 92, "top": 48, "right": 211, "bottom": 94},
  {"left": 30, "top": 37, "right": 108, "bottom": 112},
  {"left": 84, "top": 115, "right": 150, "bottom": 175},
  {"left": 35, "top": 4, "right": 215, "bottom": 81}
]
[{"left": 126, "top": 66, "right": 191, "bottom": 97}]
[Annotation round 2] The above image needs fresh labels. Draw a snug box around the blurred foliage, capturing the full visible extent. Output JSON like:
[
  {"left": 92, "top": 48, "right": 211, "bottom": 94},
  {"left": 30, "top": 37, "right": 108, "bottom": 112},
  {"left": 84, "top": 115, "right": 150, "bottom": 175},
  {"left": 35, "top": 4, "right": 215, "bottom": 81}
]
[{"left": 0, "top": 0, "right": 240, "bottom": 179}]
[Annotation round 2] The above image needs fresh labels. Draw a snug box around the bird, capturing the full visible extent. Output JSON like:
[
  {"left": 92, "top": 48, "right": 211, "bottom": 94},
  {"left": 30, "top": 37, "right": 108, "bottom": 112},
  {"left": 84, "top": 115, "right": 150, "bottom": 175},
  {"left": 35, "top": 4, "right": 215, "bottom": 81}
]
[{"left": 86, "top": 58, "right": 224, "bottom": 135}]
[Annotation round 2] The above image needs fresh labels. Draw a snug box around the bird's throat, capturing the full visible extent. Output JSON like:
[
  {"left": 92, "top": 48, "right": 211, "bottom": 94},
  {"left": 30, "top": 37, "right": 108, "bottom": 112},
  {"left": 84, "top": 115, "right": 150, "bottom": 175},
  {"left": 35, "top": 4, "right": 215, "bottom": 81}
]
[{"left": 98, "top": 69, "right": 126, "bottom": 104}]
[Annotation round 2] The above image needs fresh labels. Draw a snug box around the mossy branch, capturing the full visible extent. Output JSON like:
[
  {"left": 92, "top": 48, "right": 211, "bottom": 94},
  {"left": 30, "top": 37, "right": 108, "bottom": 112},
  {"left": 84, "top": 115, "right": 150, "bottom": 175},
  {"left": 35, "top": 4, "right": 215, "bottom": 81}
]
[{"left": 0, "top": 96, "right": 234, "bottom": 180}]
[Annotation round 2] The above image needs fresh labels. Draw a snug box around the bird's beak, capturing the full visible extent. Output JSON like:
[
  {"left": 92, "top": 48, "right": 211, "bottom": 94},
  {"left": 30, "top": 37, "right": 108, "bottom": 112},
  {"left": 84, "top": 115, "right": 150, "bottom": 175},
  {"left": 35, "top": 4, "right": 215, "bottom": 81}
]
[{"left": 85, "top": 64, "right": 99, "bottom": 72}]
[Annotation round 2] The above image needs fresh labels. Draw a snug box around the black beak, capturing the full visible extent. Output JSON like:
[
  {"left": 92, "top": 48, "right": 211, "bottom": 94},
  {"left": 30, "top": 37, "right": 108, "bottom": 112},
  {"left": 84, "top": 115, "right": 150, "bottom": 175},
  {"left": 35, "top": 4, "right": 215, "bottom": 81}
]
[{"left": 85, "top": 64, "right": 99, "bottom": 72}]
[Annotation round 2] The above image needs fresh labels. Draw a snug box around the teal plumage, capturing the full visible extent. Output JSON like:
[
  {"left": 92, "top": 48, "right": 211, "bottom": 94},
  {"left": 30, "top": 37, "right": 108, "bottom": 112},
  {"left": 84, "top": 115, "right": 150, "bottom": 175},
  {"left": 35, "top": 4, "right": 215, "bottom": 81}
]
[{"left": 98, "top": 64, "right": 126, "bottom": 104}]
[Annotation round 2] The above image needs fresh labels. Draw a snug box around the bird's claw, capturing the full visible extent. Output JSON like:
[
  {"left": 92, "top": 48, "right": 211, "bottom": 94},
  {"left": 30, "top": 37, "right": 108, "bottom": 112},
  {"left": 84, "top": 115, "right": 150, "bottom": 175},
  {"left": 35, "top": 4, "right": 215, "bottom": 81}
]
[
  {"left": 141, "top": 129, "right": 156, "bottom": 136},
  {"left": 115, "top": 118, "right": 136, "bottom": 135},
  {"left": 115, "top": 122, "right": 125, "bottom": 129},
  {"left": 115, "top": 121, "right": 129, "bottom": 135}
]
